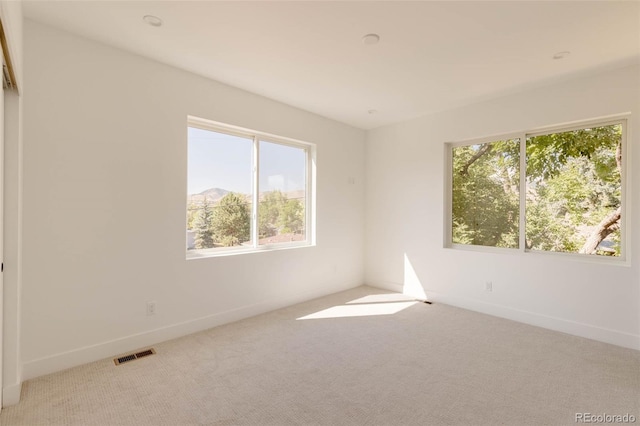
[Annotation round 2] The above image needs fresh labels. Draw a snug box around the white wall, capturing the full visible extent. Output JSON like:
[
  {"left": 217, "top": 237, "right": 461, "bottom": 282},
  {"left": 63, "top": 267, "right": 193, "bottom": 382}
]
[
  {"left": 21, "top": 20, "right": 365, "bottom": 379},
  {"left": 365, "top": 64, "right": 640, "bottom": 349}
]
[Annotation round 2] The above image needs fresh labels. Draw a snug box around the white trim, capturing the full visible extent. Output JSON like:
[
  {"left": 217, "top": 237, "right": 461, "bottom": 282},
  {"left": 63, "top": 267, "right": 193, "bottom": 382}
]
[
  {"left": 22, "top": 280, "right": 361, "bottom": 381},
  {"left": 620, "top": 118, "right": 629, "bottom": 262},
  {"left": 525, "top": 116, "right": 628, "bottom": 138},
  {"left": 447, "top": 131, "right": 523, "bottom": 149},
  {"left": 622, "top": 117, "right": 632, "bottom": 263},
  {"left": 518, "top": 132, "right": 526, "bottom": 251},
  {"left": 187, "top": 115, "right": 315, "bottom": 148},
  {"left": 444, "top": 115, "right": 629, "bottom": 262},
  {"left": 186, "top": 240, "right": 314, "bottom": 260},
  {"left": 442, "top": 143, "right": 452, "bottom": 247},
  {"left": 446, "top": 114, "right": 630, "bottom": 147},
  {"left": 306, "top": 143, "right": 315, "bottom": 245},
  {"left": 2, "top": 382, "right": 21, "bottom": 407},
  {"left": 368, "top": 280, "right": 404, "bottom": 294},
  {"left": 251, "top": 136, "right": 259, "bottom": 246},
  {"left": 445, "top": 242, "right": 631, "bottom": 266},
  {"left": 447, "top": 243, "right": 519, "bottom": 255},
  {"left": 186, "top": 115, "right": 314, "bottom": 257},
  {"left": 525, "top": 246, "right": 630, "bottom": 267},
  {"left": 366, "top": 281, "right": 640, "bottom": 350}
]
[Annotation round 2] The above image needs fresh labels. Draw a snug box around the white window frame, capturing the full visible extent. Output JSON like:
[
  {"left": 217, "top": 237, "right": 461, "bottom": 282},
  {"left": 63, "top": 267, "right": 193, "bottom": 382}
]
[
  {"left": 444, "top": 115, "right": 629, "bottom": 264},
  {"left": 187, "top": 116, "right": 316, "bottom": 259}
]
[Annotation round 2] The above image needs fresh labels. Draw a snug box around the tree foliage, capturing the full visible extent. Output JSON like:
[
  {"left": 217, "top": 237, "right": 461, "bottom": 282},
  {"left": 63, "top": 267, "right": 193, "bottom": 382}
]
[
  {"left": 194, "top": 198, "right": 215, "bottom": 249},
  {"left": 259, "top": 190, "right": 304, "bottom": 238},
  {"left": 187, "top": 202, "right": 199, "bottom": 230},
  {"left": 211, "top": 192, "right": 251, "bottom": 247},
  {"left": 452, "top": 124, "right": 622, "bottom": 256},
  {"left": 452, "top": 139, "right": 520, "bottom": 248},
  {"left": 526, "top": 125, "right": 621, "bottom": 255},
  {"left": 188, "top": 190, "right": 305, "bottom": 250}
]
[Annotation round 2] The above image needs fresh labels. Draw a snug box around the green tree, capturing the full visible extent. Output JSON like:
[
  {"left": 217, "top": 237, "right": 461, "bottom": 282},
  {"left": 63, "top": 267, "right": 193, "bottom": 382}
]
[
  {"left": 452, "top": 123, "right": 622, "bottom": 256},
  {"left": 259, "top": 190, "right": 304, "bottom": 238},
  {"left": 279, "top": 198, "right": 304, "bottom": 234},
  {"left": 526, "top": 125, "right": 621, "bottom": 255},
  {"left": 525, "top": 125, "right": 620, "bottom": 181},
  {"left": 194, "top": 199, "right": 214, "bottom": 249},
  {"left": 452, "top": 139, "right": 520, "bottom": 248},
  {"left": 186, "top": 202, "right": 199, "bottom": 230},
  {"left": 259, "top": 191, "right": 286, "bottom": 238},
  {"left": 211, "top": 192, "right": 251, "bottom": 247}
]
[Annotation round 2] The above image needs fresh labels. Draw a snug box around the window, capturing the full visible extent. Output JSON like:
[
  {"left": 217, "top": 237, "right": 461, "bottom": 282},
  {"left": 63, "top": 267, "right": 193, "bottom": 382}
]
[
  {"left": 447, "top": 119, "right": 625, "bottom": 258},
  {"left": 187, "top": 117, "right": 314, "bottom": 257},
  {"left": 451, "top": 138, "right": 520, "bottom": 248}
]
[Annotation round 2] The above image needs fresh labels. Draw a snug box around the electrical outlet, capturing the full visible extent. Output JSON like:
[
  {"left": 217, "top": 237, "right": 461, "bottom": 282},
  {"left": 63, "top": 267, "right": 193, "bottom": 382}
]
[
  {"left": 147, "top": 301, "right": 157, "bottom": 316},
  {"left": 485, "top": 281, "right": 493, "bottom": 292}
]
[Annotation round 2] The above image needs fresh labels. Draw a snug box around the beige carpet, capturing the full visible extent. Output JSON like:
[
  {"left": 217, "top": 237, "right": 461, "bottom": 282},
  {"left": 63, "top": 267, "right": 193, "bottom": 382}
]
[{"left": 2, "top": 286, "right": 639, "bottom": 426}]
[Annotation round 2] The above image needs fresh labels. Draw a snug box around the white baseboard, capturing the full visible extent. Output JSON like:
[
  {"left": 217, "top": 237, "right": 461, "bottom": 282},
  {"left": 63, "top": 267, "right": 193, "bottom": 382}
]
[
  {"left": 367, "top": 281, "right": 640, "bottom": 351},
  {"left": 22, "top": 281, "right": 361, "bottom": 381},
  {"left": 2, "top": 382, "right": 22, "bottom": 407},
  {"left": 367, "top": 280, "right": 404, "bottom": 294}
]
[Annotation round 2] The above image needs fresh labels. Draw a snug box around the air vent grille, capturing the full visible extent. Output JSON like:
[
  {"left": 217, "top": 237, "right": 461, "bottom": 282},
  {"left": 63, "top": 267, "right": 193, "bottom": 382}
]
[
  {"left": 135, "top": 349, "right": 154, "bottom": 358},
  {"left": 114, "top": 348, "right": 156, "bottom": 365}
]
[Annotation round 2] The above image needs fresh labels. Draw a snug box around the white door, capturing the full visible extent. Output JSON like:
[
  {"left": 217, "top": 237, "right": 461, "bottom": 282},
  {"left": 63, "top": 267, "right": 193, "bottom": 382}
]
[{"left": 0, "top": 41, "right": 5, "bottom": 412}]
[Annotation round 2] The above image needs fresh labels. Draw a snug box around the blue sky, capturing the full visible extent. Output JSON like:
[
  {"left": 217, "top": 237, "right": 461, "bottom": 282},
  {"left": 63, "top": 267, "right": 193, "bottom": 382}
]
[{"left": 188, "top": 127, "right": 306, "bottom": 195}]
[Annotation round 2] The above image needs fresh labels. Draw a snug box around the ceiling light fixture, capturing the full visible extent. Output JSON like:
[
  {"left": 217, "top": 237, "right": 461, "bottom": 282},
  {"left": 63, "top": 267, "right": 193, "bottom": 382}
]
[
  {"left": 553, "top": 51, "right": 570, "bottom": 60},
  {"left": 143, "top": 15, "right": 163, "bottom": 27},
  {"left": 362, "top": 34, "right": 380, "bottom": 45}
]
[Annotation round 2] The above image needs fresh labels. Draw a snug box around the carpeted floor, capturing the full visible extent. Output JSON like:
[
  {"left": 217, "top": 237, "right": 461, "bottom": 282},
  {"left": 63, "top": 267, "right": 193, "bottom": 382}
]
[{"left": 1, "top": 286, "right": 639, "bottom": 425}]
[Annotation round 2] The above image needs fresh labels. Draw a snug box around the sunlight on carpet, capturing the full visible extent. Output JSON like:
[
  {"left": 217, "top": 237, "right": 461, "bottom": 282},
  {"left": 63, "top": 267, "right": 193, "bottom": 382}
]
[{"left": 297, "top": 294, "right": 417, "bottom": 320}]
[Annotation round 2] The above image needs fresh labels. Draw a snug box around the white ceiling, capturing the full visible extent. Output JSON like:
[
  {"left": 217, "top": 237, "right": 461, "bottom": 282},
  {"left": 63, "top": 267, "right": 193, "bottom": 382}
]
[{"left": 23, "top": 1, "right": 640, "bottom": 130}]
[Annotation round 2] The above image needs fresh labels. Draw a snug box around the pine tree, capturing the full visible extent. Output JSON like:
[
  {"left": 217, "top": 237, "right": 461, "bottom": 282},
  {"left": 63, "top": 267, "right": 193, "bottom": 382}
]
[{"left": 194, "top": 198, "right": 215, "bottom": 249}]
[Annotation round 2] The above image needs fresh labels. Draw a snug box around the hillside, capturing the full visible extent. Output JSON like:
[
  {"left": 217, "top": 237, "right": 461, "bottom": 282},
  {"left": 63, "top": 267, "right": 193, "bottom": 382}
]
[
  {"left": 187, "top": 188, "right": 229, "bottom": 204},
  {"left": 188, "top": 188, "right": 305, "bottom": 204}
]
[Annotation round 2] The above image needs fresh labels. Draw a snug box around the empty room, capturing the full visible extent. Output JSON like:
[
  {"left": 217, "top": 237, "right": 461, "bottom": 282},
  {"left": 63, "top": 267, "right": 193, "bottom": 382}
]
[{"left": 0, "top": 1, "right": 639, "bottom": 425}]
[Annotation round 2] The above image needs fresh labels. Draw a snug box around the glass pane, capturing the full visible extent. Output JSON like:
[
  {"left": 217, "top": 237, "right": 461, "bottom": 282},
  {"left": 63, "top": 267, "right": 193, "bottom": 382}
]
[
  {"left": 452, "top": 139, "right": 520, "bottom": 248},
  {"left": 526, "top": 124, "right": 622, "bottom": 256},
  {"left": 187, "top": 127, "right": 253, "bottom": 250},
  {"left": 258, "top": 141, "right": 307, "bottom": 245}
]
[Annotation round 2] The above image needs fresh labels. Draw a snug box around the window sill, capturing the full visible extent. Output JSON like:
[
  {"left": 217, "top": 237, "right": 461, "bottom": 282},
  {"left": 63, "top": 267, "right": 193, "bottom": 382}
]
[
  {"left": 186, "top": 241, "right": 315, "bottom": 260},
  {"left": 446, "top": 243, "right": 629, "bottom": 267},
  {"left": 525, "top": 248, "right": 630, "bottom": 267}
]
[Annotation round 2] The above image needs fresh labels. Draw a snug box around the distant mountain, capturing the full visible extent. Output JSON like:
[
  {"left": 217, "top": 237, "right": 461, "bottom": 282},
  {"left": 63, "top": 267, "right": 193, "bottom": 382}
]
[
  {"left": 198, "top": 187, "right": 229, "bottom": 199},
  {"left": 188, "top": 187, "right": 305, "bottom": 204},
  {"left": 188, "top": 187, "right": 229, "bottom": 204}
]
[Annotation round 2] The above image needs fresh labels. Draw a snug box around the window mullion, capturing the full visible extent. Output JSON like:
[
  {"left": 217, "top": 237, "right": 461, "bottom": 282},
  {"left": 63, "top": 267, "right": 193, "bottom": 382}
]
[
  {"left": 306, "top": 147, "right": 312, "bottom": 245},
  {"left": 252, "top": 137, "right": 260, "bottom": 248},
  {"left": 519, "top": 133, "right": 527, "bottom": 252}
]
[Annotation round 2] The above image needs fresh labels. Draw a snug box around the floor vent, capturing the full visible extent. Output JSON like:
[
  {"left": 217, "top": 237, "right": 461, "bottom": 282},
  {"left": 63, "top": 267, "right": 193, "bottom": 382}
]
[
  {"left": 114, "top": 348, "right": 156, "bottom": 365},
  {"left": 135, "top": 349, "right": 155, "bottom": 358}
]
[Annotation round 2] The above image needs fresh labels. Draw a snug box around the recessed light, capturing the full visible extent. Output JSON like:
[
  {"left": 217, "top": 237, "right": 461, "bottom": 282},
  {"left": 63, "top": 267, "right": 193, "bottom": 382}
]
[
  {"left": 553, "top": 51, "right": 570, "bottom": 60},
  {"left": 143, "top": 15, "right": 163, "bottom": 27},
  {"left": 362, "top": 34, "right": 380, "bottom": 45}
]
